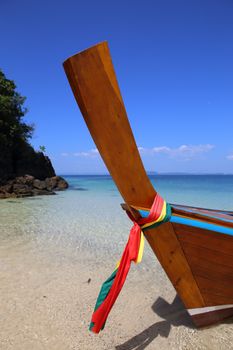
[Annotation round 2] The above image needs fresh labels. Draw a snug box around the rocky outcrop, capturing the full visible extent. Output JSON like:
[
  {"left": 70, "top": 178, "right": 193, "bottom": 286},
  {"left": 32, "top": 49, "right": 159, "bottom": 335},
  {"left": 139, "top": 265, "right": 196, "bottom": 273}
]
[
  {"left": 0, "top": 140, "right": 69, "bottom": 199},
  {"left": 0, "top": 175, "right": 69, "bottom": 199},
  {"left": 0, "top": 140, "right": 56, "bottom": 184}
]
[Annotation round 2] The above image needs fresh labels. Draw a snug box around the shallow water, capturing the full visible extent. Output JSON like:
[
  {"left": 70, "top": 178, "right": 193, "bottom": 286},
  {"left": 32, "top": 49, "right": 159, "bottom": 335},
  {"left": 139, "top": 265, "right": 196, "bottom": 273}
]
[
  {"left": 1, "top": 175, "right": 233, "bottom": 349},
  {"left": 1, "top": 174, "right": 233, "bottom": 266},
  {"left": 67, "top": 174, "right": 233, "bottom": 209}
]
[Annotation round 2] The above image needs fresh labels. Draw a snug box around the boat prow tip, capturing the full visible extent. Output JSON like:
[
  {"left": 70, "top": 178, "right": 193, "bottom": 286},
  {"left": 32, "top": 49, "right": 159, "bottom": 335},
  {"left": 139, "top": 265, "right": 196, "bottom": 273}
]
[{"left": 63, "top": 41, "right": 109, "bottom": 66}]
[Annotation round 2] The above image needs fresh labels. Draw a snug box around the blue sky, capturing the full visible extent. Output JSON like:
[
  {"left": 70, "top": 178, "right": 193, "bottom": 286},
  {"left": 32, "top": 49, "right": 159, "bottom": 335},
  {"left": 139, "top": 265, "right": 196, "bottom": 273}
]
[{"left": 1, "top": 0, "right": 233, "bottom": 174}]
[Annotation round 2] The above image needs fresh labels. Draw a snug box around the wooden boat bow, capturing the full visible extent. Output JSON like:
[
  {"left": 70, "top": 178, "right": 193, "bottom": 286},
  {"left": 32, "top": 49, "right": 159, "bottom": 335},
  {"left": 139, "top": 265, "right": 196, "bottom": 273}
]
[
  {"left": 63, "top": 42, "right": 233, "bottom": 330},
  {"left": 63, "top": 42, "right": 155, "bottom": 209}
]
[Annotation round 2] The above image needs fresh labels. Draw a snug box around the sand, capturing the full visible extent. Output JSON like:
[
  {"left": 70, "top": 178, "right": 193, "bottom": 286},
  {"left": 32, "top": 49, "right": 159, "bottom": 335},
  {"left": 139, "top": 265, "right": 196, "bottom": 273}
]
[{"left": 1, "top": 238, "right": 233, "bottom": 350}]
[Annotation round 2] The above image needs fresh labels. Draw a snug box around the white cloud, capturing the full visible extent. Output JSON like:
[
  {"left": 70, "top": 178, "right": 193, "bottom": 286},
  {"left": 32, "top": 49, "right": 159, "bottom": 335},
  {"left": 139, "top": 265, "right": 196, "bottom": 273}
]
[
  {"left": 227, "top": 154, "right": 233, "bottom": 160},
  {"left": 138, "top": 144, "right": 214, "bottom": 160},
  {"left": 73, "top": 148, "right": 99, "bottom": 157},
  {"left": 153, "top": 146, "right": 171, "bottom": 153},
  {"left": 137, "top": 146, "right": 145, "bottom": 152},
  {"left": 62, "top": 145, "right": 214, "bottom": 161}
]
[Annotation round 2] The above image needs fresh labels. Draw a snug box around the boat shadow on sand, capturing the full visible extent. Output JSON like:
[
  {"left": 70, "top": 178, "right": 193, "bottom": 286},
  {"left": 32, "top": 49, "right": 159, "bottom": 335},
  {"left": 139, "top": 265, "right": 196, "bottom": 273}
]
[
  {"left": 115, "top": 295, "right": 194, "bottom": 350},
  {"left": 116, "top": 294, "right": 233, "bottom": 349}
]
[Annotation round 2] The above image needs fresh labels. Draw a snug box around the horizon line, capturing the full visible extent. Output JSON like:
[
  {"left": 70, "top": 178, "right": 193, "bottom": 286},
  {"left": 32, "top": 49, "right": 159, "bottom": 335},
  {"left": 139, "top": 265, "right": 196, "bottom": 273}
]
[{"left": 58, "top": 172, "right": 233, "bottom": 176}]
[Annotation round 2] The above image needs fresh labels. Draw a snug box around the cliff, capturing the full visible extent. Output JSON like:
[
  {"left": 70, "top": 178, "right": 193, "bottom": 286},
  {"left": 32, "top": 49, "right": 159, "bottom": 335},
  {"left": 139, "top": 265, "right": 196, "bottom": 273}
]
[
  {"left": 0, "top": 143, "right": 55, "bottom": 184},
  {"left": 0, "top": 143, "right": 69, "bottom": 199},
  {"left": 0, "top": 69, "right": 68, "bottom": 198}
]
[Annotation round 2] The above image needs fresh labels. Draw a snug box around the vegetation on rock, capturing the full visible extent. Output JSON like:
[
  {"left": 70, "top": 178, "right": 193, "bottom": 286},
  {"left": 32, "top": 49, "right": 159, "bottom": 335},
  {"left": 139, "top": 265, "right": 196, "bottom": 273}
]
[{"left": 0, "top": 70, "right": 56, "bottom": 184}]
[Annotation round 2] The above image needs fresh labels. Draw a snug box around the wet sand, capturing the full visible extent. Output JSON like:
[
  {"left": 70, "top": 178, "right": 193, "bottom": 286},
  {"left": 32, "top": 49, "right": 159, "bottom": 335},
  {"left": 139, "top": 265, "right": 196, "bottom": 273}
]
[
  {"left": 1, "top": 238, "right": 233, "bottom": 350},
  {"left": 1, "top": 185, "right": 233, "bottom": 350}
]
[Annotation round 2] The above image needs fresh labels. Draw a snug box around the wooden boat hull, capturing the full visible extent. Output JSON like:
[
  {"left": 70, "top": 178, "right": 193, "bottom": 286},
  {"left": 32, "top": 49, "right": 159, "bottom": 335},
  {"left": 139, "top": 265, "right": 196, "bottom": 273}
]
[
  {"left": 175, "top": 224, "right": 233, "bottom": 304},
  {"left": 63, "top": 42, "right": 233, "bottom": 328},
  {"left": 175, "top": 221, "right": 233, "bottom": 325},
  {"left": 141, "top": 203, "right": 233, "bottom": 327}
]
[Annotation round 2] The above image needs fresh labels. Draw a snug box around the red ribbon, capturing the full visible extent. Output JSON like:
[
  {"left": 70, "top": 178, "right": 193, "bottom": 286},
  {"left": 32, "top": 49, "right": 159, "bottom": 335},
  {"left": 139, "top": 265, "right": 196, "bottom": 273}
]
[{"left": 91, "top": 193, "right": 164, "bottom": 333}]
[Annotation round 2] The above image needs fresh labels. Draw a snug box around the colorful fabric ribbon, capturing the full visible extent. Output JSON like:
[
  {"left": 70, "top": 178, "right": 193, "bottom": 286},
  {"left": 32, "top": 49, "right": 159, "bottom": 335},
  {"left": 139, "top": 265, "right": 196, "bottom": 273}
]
[{"left": 89, "top": 193, "right": 171, "bottom": 334}]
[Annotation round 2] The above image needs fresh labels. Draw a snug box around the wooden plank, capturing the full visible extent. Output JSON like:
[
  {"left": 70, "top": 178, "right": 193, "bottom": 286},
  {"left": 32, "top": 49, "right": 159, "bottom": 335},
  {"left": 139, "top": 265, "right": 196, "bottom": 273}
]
[
  {"left": 202, "top": 292, "right": 233, "bottom": 306},
  {"left": 175, "top": 224, "right": 233, "bottom": 306},
  {"left": 191, "top": 308, "right": 233, "bottom": 327},
  {"left": 181, "top": 241, "right": 233, "bottom": 270},
  {"left": 196, "top": 210, "right": 233, "bottom": 220},
  {"left": 174, "top": 223, "right": 233, "bottom": 256},
  {"left": 184, "top": 254, "right": 233, "bottom": 287},
  {"left": 145, "top": 222, "right": 205, "bottom": 308},
  {"left": 195, "top": 276, "right": 233, "bottom": 298},
  {"left": 172, "top": 203, "right": 233, "bottom": 217},
  {"left": 63, "top": 42, "right": 155, "bottom": 209},
  {"left": 172, "top": 208, "right": 233, "bottom": 228}
]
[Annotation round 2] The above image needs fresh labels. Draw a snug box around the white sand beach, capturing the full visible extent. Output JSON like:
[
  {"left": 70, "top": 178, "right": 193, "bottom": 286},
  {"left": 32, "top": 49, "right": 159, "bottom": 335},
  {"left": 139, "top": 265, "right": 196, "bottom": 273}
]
[
  {"left": 1, "top": 180, "right": 233, "bottom": 350},
  {"left": 1, "top": 226, "right": 233, "bottom": 350}
]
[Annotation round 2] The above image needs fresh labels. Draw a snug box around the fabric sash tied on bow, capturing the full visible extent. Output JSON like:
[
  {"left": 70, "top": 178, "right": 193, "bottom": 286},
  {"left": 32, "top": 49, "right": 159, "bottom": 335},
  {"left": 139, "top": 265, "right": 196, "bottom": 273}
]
[{"left": 89, "top": 193, "right": 171, "bottom": 334}]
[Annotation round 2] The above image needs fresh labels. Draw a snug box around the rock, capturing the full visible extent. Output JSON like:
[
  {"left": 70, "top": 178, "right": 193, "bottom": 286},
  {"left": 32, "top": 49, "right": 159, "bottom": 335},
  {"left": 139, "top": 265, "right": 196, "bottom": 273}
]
[
  {"left": 13, "top": 183, "right": 33, "bottom": 196},
  {"left": 0, "top": 175, "right": 68, "bottom": 199},
  {"left": 56, "top": 177, "right": 69, "bottom": 190},
  {"left": 1, "top": 192, "right": 17, "bottom": 199},
  {"left": 32, "top": 189, "right": 55, "bottom": 196},
  {"left": 33, "top": 179, "right": 47, "bottom": 190},
  {"left": 45, "top": 176, "right": 58, "bottom": 190},
  {"left": 24, "top": 175, "right": 35, "bottom": 185},
  {"left": 0, "top": 183, "right": 13, "bottom": 194},
  {"left": 14, "top": 145, "right": 56, "bottom": 180},
  {"left": 45, "top": 176, "right": 69, "bottom": 191},
  {"left": 0, "top": 139, "right": 56, "bottom": 182},
  {"left": 14, "top": 175, "right": 35, "bottom": 187}
]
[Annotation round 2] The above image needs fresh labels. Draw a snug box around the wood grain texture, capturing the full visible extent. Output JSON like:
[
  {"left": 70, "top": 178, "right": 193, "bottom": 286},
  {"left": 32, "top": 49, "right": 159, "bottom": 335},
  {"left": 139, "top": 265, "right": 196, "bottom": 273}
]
[
  {"left": 174, "top": 223, "right": 233, "bottom": 255},
  {"left": 63, "top": 42, "right": 206, "bottom": 319},
  {"left": 171, "top": 203, "right": 233, "bottom": 216},
  {"left": 145, "top": 222, "right": 205, "bottom": 309},
  {"left": 175, "top": 223, "right": 233, "bottom": 306},
  {"left": 63, "top": 42, "right": 155, "bottom": 208},
  {"left": 191, "top": 308, "right": 233, "bottom": 328},
  {"left": 172, "top": 208, "right": 233, "bottom": 228}
]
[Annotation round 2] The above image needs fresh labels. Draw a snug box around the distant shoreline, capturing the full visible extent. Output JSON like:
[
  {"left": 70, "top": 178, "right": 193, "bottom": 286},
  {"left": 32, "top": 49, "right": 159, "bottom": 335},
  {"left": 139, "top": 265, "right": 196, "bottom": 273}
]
[{"left": 60, "top": 173, "right": 233, "bottom": 176}]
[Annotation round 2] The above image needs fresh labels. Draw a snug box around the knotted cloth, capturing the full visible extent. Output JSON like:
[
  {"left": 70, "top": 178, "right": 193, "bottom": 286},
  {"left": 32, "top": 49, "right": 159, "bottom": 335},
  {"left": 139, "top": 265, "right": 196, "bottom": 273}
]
[{"left": 89, "top": 193, "right": 171, "bottom": 333}]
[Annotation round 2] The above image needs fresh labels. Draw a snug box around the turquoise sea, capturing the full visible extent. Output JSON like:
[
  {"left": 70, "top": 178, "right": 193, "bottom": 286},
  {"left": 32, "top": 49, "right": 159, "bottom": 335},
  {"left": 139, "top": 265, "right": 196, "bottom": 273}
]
[
  {"left": 1, "top": 174, "right": 233, "bottom": 350},
  {"left": 66, "top": 174, "right": 233, "bottom": 209},
  {"left": 1, "top": 175, "right": 233, "bottom": 267}
]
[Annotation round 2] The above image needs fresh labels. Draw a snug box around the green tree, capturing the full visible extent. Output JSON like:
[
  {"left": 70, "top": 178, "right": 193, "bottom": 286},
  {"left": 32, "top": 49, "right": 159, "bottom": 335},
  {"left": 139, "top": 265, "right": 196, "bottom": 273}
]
[
  {"left": 39, "top": 145, "right": 46, "bottom": 153},
  {"left": 0, "top": 70, "right": 34, "bottom": 180},
  {"left": 0, "top": 70, "right": 56, "bottom": 183},
  {"left": 0, "top": 70, "right": 34, "bottom": 147}
]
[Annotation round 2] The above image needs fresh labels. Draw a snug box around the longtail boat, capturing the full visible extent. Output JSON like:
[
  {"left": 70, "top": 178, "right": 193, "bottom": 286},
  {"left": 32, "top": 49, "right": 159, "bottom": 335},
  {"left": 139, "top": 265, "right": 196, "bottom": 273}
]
[{"left": 63, "top": 42, "right": 233, "bottom": 332}]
